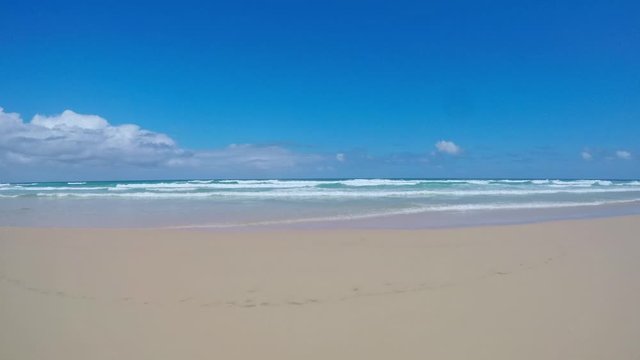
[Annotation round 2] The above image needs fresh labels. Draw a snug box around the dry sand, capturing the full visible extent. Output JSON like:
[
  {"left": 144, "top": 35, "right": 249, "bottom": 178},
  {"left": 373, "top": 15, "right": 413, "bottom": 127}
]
[{"left": 1, "top": 216, "right": 639, "bottom": 359}]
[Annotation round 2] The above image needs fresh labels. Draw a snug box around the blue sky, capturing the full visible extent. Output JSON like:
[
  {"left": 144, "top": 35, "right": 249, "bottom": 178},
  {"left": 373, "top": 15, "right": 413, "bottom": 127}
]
[{"left": 0, "top": 0, "right": 639, "bottom": 181}]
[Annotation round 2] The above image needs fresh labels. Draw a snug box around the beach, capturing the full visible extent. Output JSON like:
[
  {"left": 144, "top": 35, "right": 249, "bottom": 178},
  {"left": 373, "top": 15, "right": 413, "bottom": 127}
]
[
  {"left": 1, "top": 216, "right": 639, "bottom": 359},
  {"left": 4, "top": 0, "right": 638, "bottom": 358}
]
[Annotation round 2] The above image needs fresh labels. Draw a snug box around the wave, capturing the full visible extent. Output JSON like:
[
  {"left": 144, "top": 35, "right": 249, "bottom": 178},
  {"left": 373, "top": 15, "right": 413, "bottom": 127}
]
[
  {"left": 531, "top": 180, "right": 550, "bottom": 184},
  {"left": 0, "top": 186, "right": 110, "bottom": 191},
  {"left": 2, "top": 179, "right": 639, "bottom": 200},
  {"left": 2, "top": 179, "right": 638, "bottom": 193},
  {"left": 550, "top": 180, "right": 613, "bottom": 186},
  {"left": 22, "top": 186, "right": 640, "bottom": 199},
  {"left": 335, "top": 179, "right": 425, "bottom": 186},
  {"left": 110, "top": 180, "right": 325, "bottom": 190}
]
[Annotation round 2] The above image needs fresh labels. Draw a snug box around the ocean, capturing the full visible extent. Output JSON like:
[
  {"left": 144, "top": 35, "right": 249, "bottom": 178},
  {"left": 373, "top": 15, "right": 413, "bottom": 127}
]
[{"left": 1, "top": 179, "right": 640, "bottom": 228}]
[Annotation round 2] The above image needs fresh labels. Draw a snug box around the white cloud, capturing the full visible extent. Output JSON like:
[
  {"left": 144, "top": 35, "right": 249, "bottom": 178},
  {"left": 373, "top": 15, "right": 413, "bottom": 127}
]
[
  {"left": 0, "top": 107, "right": 320, "bottom": 172},
  {"left": 435, "top": 140, "right": 462, "bottom": 155},
  {"left": 581, "top": 151, "right": 592, "bottom": 160},
  {"left": 336, "top": 153, "right": 346, "bottom": 162},
  {"left": 173, "top": 143, "right": 320, "bottom": 170},
  {"left": 616, "top": 150, "right": 631, "bottom": 160}
]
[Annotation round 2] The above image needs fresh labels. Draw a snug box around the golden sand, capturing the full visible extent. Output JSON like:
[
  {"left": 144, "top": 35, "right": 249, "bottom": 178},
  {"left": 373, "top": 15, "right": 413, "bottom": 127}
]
[{"left": 1, "top": 216, "right": 639, "bottom": 359}]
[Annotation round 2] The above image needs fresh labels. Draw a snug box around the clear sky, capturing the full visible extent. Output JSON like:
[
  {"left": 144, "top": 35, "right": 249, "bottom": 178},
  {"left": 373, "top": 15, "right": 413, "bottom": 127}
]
[{"left": 1, "top": 0, "right": 639, "bottom": 181}]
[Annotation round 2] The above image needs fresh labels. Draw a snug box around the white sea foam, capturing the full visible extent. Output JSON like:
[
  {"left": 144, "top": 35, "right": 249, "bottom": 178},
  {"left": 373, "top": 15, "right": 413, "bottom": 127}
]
[
  {"left": 495, "top": 179, "right": 530, "bottom": 183},
  {"left": 550, "top": 180, "right": 611, "bottom": 187},
  {"left": 531, "top": 180, "right": 550, "bottom": 184},
  {"left": 466, "top": 180, "right": 492, "bottom": 185},
  {"left": 337, "top": 179, "right": 424, "bottom": 186}
]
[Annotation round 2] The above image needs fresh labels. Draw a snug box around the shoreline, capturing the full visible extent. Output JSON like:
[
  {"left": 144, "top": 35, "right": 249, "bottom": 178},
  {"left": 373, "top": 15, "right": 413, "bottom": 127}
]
[
  {"left": 160, "top": 202, "right": 640, "bottom": 231},
  {"left": 3, "top": 201, "right": 640, "bottom": 231},
  {"left": 2, "top": 212, "right": 639, "bottom": 234}
]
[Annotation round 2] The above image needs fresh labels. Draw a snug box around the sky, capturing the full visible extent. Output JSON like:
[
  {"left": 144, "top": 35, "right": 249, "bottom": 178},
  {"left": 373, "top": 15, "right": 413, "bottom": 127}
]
[{"left": 0, "top": 0, "right": 639, "bottom": 181}]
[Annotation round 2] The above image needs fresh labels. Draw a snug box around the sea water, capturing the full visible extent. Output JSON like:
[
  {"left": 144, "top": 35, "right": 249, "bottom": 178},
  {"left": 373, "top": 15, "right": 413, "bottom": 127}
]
[{"left": 1, "top": 179, "right": 640, "bottom": 228}]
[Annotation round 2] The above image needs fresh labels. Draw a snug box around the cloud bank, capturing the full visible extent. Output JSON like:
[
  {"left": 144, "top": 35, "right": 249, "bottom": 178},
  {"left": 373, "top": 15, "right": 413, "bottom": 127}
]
[
  {"left": 2, "top": 106, "right": 635, "bottom": 180},
  {"left": 0, "top": 107, "right": 321, "bottom": 175}
]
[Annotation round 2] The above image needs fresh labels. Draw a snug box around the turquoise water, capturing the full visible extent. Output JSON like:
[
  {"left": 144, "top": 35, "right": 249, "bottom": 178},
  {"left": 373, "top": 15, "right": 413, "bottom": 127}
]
[{"left": 1, "top": 179, "right": 640, "bottom": 228}]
